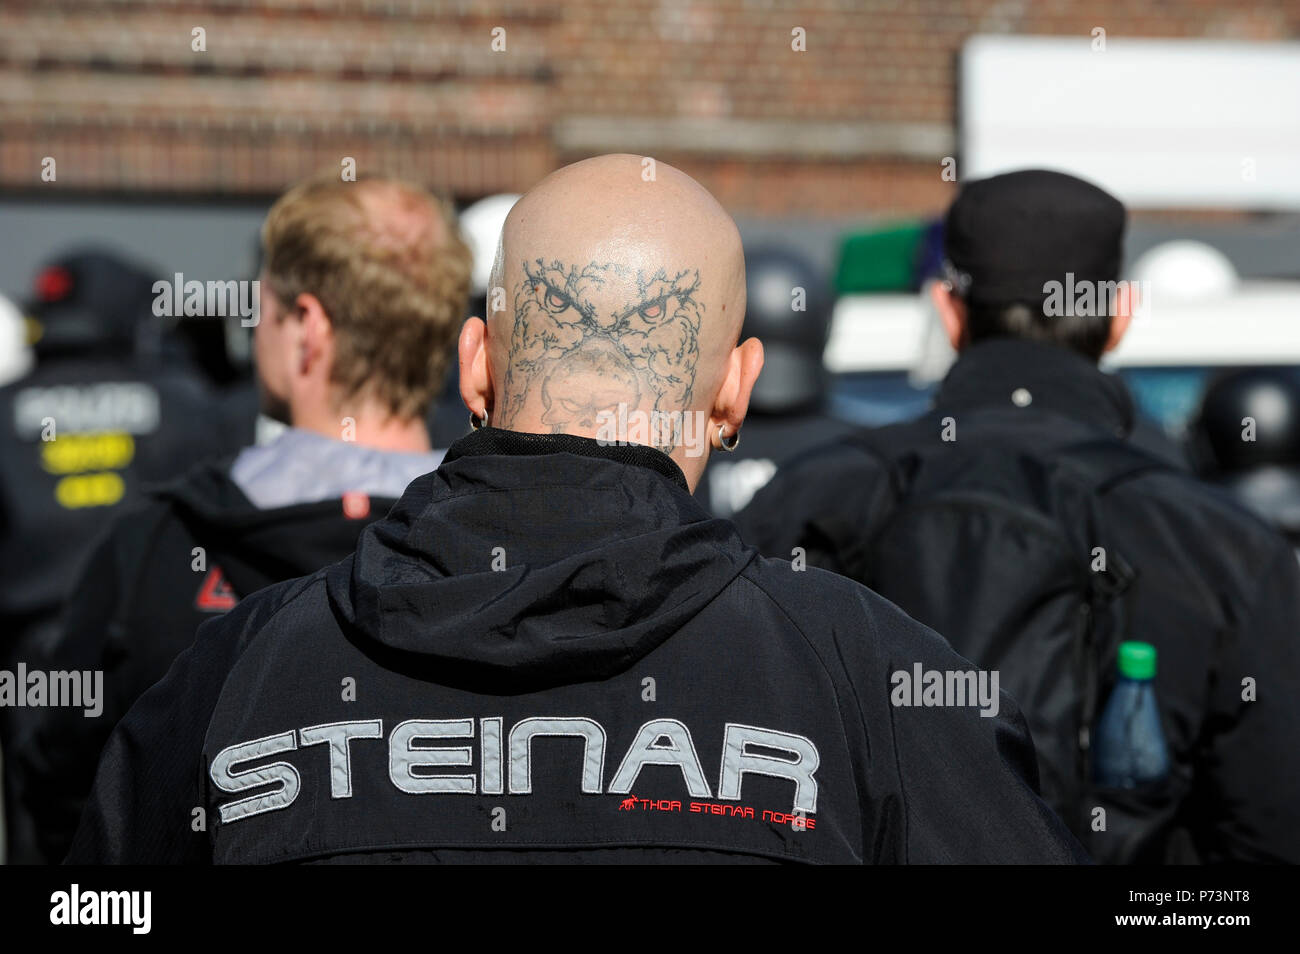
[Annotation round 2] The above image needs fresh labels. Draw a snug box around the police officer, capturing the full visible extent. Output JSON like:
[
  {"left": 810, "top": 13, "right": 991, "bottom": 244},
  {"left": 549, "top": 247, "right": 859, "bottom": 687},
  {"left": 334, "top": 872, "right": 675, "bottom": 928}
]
[
  {"left": 20, "top": 175, "right": 472, "bottom": 864},
  {"left": 695, "top": 245, "right": 855, "bottom": 518},
  {"left": 737, "top": 169, "right": 1300, "bottom": 864},
  {"left": 1190, "top": 366, "right": 1300, "bottom": 551},
  {"left": 69, "top": 156, "right": 1082, "bottom": 864},
  {"left": 0, "top": 249, "right": 229, "bottom": 862}
]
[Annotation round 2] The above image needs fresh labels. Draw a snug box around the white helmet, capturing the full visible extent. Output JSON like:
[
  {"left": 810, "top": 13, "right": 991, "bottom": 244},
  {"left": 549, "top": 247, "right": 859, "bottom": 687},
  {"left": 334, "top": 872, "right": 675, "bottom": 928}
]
[
  {"left": 459, "top": 194, "right": 521, "bottom": 298},
  {"left": 0, "top": 291, "right": 33, "bottom": 386},
  {"left": 1130, "top": 240, "right": 1238, "bottom": 302}
]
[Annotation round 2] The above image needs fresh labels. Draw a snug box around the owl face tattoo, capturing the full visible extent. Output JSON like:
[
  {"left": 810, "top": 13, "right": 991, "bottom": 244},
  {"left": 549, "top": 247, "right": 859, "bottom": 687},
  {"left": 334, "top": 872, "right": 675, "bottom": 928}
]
[{"left": 500, "top": 260, "right": 704, "bottom": 428}]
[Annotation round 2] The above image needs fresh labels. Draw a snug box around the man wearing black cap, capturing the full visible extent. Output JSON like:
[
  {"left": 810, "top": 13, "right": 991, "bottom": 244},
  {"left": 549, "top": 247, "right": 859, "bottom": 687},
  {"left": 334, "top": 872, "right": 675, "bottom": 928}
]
[
  {"left": 695, "top": 245, "right": 856, "bottom": 518},
  {"left": 737, "top": 169, "right": 1300, "bottom": 864}
]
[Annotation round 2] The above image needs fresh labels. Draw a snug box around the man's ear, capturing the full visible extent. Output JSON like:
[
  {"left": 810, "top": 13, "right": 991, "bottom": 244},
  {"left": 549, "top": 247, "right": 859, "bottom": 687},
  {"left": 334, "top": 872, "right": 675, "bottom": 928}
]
[
  {"left": 711, "top": 337, "right": 765, "bottom": 436},
  {"left": 1104, "top": 282, "right": 1137, "bottom": 354},
  {"left": 458, "top": 317, "right": 493, "bottom": 420},
  {"left": 931, "top": 281, "right": 967, "bottom": 352},
  {"left": 294, "top": 292, "right": 334, "bottom": 377}
]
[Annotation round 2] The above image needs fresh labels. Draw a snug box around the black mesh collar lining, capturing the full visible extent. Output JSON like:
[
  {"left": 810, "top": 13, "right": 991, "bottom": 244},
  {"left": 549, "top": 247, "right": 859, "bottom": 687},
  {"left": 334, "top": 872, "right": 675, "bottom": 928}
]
[{"left": 442, "top": 427, "right": 690, "bottom": 492}]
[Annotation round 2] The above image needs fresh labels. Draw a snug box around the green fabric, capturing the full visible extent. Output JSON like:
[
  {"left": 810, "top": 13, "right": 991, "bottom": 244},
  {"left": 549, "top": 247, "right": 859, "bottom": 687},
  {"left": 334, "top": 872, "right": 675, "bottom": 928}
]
[{"left": 835, "top": 221, "right": 927, "bottom": 293}]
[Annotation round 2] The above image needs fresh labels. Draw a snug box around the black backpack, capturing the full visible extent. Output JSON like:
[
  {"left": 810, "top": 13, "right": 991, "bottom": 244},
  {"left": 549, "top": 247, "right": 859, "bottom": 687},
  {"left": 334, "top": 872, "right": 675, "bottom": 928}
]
[{"left": 848, "top": 428, "right": 1176, "bottom": 860}]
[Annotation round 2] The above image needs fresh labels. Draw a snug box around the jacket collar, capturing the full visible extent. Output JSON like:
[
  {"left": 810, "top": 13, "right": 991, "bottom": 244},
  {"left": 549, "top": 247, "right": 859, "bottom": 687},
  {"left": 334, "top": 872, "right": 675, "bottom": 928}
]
[
  {"left": 935, "top": 338, "right": 1136, "bottom": 438},
  {"left": 332, "top": 429, "right": 748, "bottom": 691},
  {"left": 442, "top": 426, "right": 691, "bottom": 492}
]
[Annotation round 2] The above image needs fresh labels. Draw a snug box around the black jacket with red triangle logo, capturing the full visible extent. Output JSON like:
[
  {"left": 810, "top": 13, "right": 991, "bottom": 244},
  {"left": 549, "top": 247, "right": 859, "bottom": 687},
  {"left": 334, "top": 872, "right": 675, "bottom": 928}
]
[{"left": 14, "top": 456, "right": 395, "bottom": 863}]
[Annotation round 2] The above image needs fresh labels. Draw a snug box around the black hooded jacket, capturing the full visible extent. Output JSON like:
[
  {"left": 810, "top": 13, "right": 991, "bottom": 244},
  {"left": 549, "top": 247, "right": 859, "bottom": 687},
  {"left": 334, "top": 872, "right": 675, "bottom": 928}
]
[
  {"left": 736, "top": 339, "right": 1300, "bottom": 864},
  {"left": 17, "top": 457, "right": 396, "bottom": 863},
  {"left": 68, "top": 428, "right": 1084, "bottom": 864}
]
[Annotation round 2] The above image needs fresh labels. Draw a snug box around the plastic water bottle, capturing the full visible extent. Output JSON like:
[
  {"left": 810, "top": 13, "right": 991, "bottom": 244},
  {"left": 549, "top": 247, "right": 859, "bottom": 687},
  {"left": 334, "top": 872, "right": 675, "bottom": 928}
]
[{"left": 1092, "top": 641, "right": 1170, "bottom": 787}]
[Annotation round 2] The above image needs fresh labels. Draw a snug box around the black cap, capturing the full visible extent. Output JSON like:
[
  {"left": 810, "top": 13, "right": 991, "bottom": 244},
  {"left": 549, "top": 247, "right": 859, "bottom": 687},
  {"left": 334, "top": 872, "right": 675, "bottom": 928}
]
[
  {"left": 741, "top": 246, "right": 832, "bottom": 413},
  {"left": 27, "top": 248, "right": 159, "bottom": 356},
  {"left": 944, "top": 169, "right": 1126, "bottom": 306}
]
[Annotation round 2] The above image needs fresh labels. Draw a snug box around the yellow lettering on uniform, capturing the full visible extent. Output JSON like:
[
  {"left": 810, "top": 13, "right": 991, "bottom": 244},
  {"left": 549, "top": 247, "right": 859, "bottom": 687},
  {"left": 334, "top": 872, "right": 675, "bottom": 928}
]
[
  {"left": 55, "top": 472, "right": 126, "bottom": 509},
  {"left": 40, "top": 432, "right": 134, "bottom": 474}
]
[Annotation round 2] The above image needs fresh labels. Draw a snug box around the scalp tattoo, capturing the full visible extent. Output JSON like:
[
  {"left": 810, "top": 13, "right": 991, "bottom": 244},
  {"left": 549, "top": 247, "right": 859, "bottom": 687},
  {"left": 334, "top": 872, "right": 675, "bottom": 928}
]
[{"left": 501, "top": 260, "right": 703, "bottom": 428}]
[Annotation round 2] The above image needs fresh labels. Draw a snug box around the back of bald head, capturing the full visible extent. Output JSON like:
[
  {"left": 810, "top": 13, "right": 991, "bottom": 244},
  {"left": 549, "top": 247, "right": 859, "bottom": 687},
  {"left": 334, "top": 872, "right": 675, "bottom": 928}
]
[{"left": 486, "top": 155, "right": 746, "bottom": 436}]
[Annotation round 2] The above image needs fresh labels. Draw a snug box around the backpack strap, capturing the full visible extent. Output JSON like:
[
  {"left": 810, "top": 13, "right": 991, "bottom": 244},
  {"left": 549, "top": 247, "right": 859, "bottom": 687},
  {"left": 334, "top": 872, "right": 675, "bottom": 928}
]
[
  {"left": 1057, "top": 438, "right": 1172, "bottom": 496},
  {"left": 1054, "top": 437, "right": 1171, "bottom": 606},
  {"left": 849, "top": 425, "right": 1171, "bottom": 500},
  {"left": 1054, "top": 438, "right": 1173, "bottom": 801},
  {"left": 843, "top": 423, "right": 917, "bottom": 506},
  {"left": 835, "top": 425, "right": 918, "bottom": 579}
]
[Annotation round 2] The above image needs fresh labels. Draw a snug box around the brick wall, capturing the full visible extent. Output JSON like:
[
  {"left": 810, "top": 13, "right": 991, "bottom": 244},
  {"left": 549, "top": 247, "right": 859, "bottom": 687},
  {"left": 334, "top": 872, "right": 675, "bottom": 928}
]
[{"left": 1, "top": 0, "right": 1297, "bottom": 217}]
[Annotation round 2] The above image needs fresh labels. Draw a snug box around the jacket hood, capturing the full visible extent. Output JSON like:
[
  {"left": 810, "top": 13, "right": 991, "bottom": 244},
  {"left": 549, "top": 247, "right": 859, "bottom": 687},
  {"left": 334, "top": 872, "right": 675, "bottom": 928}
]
[
  {"left": 326, "top": 428, "right": 757, "bottom": 692},
  {"left": 156, "top": 457, "right": 396, "bottom": 599}
]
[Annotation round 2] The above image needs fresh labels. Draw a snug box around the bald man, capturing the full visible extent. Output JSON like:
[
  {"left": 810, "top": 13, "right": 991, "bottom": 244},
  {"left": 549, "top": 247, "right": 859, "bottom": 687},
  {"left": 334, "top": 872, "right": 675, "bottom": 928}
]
[{"left": 69, "top": 156, "right": 1083, "bottom": 864}]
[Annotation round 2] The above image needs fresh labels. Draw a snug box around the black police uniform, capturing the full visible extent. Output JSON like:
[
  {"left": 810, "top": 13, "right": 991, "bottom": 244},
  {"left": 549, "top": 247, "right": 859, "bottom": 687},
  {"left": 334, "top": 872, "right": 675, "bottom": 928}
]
[
  {"left": 69, "top": 429, "right": 1085, "bottom": 864},
  {"left": 0, "top": 251, "right": 233, "bottom": 669},
  {"left": 15, "top": 454, "right": 400, "bottom": 863},
  {"left": 0, "top": 356, "right": 223, "bottom": 658},
  {"left": 0, "top": 252, "right": 234, "bottom": 863},
  {"left": 735, "top": 170, "right": 1300, "bottom": 864}
]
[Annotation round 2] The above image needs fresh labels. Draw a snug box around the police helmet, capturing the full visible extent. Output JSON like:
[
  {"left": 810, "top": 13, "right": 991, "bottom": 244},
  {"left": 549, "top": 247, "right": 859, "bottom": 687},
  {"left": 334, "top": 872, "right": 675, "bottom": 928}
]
[
  {"left": 742, "top": 246, "right": 832, "bottom": 414},
  {"left": 1191, "top": 367, "right": 1300, "bottom": 473}
]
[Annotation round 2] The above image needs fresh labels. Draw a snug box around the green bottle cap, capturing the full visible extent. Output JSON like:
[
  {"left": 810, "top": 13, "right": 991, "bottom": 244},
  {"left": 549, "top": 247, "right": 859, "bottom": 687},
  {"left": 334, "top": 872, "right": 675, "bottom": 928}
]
[{"left": 1118, "top": 641, "right": 1157, "bottom": 680}]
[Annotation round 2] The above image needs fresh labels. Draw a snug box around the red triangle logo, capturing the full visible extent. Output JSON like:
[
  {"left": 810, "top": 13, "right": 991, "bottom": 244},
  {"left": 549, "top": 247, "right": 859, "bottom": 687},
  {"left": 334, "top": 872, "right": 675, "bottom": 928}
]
[
  {"left": 196, "top": 566, "right": 238, "bottom": 612},
  {"left": 341, "top": 491, "right": 371, "bottom": 520}
]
